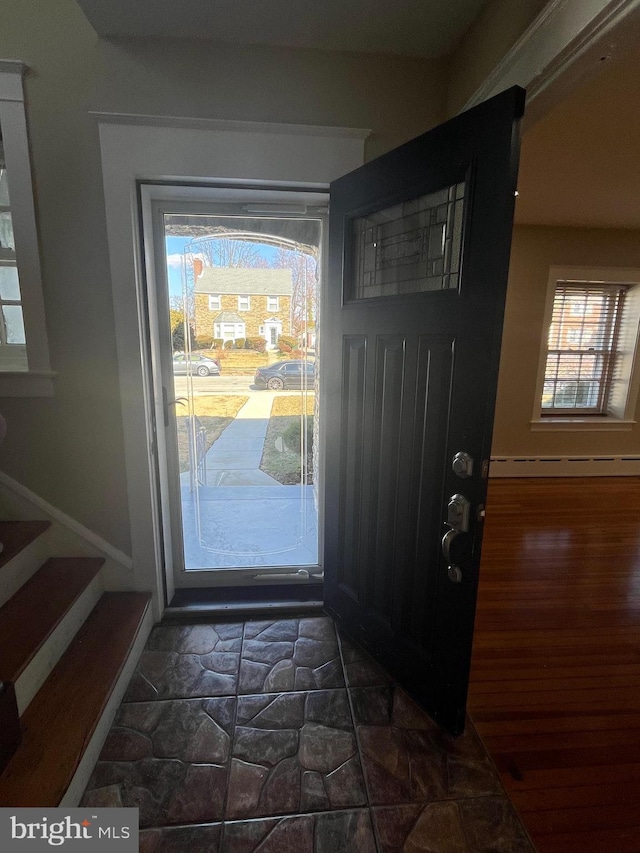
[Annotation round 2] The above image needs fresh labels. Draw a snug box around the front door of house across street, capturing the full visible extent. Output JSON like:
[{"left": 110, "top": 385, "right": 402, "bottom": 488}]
[{"left": 323, "top": 87, "right": 525, "bottom": 736}]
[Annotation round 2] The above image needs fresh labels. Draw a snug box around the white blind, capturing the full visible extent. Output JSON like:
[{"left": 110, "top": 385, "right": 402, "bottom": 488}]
[{"left": 542, "top": 282, "right": 627, "bottom": 413}]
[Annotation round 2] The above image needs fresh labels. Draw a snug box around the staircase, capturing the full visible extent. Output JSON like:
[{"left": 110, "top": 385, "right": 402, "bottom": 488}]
[{"left": 0, "top": 521, "right": 152, "bottom": 806}]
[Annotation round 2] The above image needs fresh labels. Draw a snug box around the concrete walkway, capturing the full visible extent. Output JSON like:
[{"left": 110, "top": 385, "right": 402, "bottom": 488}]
[
  {"left": 181, "top": 392, "right": 318, "bottom": 570},
  {"left": 204, "top": 392, "right": 281, "bottom": 486}
]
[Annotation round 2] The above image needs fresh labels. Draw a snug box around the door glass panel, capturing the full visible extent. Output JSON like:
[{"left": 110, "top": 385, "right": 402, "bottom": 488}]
[
  {"left": 349, "top": 181, "right": 465, "bottom": 299},
  {"left": 163, "top": 211, "right": 321, "bottom": 571}
]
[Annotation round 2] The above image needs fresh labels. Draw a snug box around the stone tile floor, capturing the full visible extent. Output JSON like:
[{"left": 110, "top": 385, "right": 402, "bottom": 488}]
[{"left": 81, "top": 616, "right": 535, "bottom": 852}]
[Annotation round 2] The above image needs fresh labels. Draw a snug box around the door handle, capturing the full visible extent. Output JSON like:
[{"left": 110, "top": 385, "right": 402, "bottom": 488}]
[
  {"left": 442, "top": 528, "right": 462, "bottom": 564},
  {"left": 442, "top": 525, "right": 465, "bottom": 584},
  {"left": 162, "top": 387, "right": 187, "bottom": 426}
]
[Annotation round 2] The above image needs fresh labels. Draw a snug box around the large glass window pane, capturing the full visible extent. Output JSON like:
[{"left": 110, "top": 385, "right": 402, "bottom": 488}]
[
  {"left": 0, "top": 265, "right": 20, "bottom": 300},
  {"left": 3, "top": 304, "right": 25, "bottom": 343},
  {"left": 349, "top": 181, "right": 466, "bottom": 299}
]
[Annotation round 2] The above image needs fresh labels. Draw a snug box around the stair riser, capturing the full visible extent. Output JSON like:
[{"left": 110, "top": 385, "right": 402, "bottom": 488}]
[
  {"left": 0, "top": 532, "right": 51, "bottom": 609},
  {"left": 14, "top": 572, "right": 105, "bottom": 715},
  {"left": 0, "top": 683, "right": 20, "bottom": 772},
  {"left": 59, "top": 602, "right": 153, "bottom": 807}
]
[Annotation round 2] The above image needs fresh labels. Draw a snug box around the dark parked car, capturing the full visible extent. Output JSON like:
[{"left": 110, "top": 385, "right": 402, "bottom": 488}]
[
  {"left": 254, "top": 360, "right": 315, "bottom": 390},
  {"left": 172, "top": 353, "right": 221, "bottom": 377}
]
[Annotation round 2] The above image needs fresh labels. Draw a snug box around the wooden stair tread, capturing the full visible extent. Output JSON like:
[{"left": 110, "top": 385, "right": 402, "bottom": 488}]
[
  {"left": 0, "top": 521, "right": 50, "bottom": 570},
  {"left": 0, "top": 557, "right": 104, "bottom": 683},
  {"left": 0, "top": 592, "right": 150, "bottom": 807}
]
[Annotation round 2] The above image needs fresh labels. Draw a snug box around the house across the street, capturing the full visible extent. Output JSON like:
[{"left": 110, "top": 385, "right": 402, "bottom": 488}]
[{"left": 194, "top": 267, "right": 292, "bottom": 349}]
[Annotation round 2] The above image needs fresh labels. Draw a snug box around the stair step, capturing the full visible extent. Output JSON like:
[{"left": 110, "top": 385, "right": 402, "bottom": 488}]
[
  {"left": 0, "top": 521, "right": 50, "bottom": 570},
  {"left": 0, "top": 592, "right": 151, "bottom": 807},
  {"left": 0, "top": 558, "right": 104, "bottom": 713}
]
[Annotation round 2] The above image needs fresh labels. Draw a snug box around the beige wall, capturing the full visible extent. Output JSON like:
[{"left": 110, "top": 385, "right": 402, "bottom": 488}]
[
  {"left": 0, "top": 0, "right": 446, "bottom": 552},
  {"left": 493, "top": 225, "right": 640, "bottom": 456},
  {"left": 446, "top": 0, "right": 548, "bottom": 117}
]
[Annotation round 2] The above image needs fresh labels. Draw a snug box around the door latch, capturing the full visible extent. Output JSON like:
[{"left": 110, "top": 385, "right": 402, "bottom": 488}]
[
  {"left": 443, "top": 494, "right": 470, "bottom": 583},
  {"left": 446, "top": 494, "right": 470, "bottom": 532}
]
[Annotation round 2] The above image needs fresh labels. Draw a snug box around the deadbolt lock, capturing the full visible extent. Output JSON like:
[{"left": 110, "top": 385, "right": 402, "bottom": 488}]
[
  {"left": 446, "top": 494, "right": 470, "bottom": 532},
  {"left": 452, "top": 451, "right": 473, "bottom": 478}
]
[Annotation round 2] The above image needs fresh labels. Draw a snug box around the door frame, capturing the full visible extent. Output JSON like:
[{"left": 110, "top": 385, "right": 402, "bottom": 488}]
[
  {"left": 96, "top": 115, "right": 368, "bottom": 617},
  {"left": 140, "top": 184, "right": 329, "bottom": 594}
]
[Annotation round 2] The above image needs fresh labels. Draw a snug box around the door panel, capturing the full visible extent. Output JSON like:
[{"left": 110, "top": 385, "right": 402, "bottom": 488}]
[{"left": 324, "top": 88, "right": 524, "bottom": 735}]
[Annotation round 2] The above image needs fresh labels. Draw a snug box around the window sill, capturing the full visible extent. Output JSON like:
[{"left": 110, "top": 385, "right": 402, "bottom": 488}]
[
  {"left": 531, "top": 417, "right": 635, "bottom": 432},
  {"left": 0, "top": 371, "right": 56, "bottom": 397}
]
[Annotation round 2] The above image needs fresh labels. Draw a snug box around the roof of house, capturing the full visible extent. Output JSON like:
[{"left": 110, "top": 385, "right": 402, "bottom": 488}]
[
  {"left": 196, "top": 267, "right": 292, "bottom": 295},
  {"left": 213, "top": 311, "right": 245, "bottom": 324}
]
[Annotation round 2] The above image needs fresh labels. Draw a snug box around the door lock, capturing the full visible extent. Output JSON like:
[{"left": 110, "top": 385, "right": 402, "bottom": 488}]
[
  {"left": 452, "top": 451, "right": 473, "bottom": 478},
  {"left": 446, "top": 494, "right": 470, "bottom": 532}
]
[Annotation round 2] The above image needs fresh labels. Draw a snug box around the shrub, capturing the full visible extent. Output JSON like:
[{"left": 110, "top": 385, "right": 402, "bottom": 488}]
[
  {"left": 282, "top": 419, "right": 314, "bottom": 454},
  {"left": 278, "top": 335, "right": 297, "bottom": 350},
  {"left": 212, "top": 338, "right": 224, "bottom": 350},
  {"left": 194, "top": 335, "right": 214, "bottom": 350},
  {"left": 235, "top": 338, "right": 246, "bottom": 349},
  {"left": 247, "top": 337, "right": 267, "bottom": 353},
  {"left": 223, "top": 339, "right": 234, "bottom": 349}
]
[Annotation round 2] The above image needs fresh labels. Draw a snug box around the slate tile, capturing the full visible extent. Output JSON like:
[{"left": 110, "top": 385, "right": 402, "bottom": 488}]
[
  {"left": 373, "top": 798, "right": 535, "bottom": 853},
  {"left": 221, "top": 810, "right": 376, "bottom": 852},
  {"left": 337, "top": 631, "right": 392, "bottom": 688},
  {"left": 373, "top": 802, "right": 469, "bottom": 852},
  {"left": 351, "top": 685, "right": 501, "bottom": 805},
  {"left": 124, "top": 624, "right": 243, "bottom": 700},
  {"left": 226, "top": 689, "right": 366, "bottom": 819},
  {"left": 81, "top": 698, "right": 235, "bottom": 827},
  {"left": 239, "top": 618, "right": 344, "bottom": 694},
  {"left": 458, "top": 796, "right": 536, "bottom": 852},
  {"left": 139, "top": 823, "right": 222, "bottom": 852}
]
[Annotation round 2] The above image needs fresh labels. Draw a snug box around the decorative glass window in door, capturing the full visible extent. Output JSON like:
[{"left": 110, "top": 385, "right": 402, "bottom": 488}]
[{"left": 349, "top": 181, "right": 466, "bottom": 300}]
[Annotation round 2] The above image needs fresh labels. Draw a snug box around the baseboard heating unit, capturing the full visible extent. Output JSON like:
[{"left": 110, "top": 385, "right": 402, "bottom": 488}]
[{"left": 489, "top": 455, "right": 640, "bottom": 477}]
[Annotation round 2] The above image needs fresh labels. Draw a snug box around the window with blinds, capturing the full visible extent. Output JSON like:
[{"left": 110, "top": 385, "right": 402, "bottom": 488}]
[{"left": 541, "top": 281, "right": 628, "bottom": 414}]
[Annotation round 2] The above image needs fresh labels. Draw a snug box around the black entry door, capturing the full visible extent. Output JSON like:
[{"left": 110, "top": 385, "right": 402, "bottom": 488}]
[{"left": 323, "top": 88, "right": 525, "bottom": 736}]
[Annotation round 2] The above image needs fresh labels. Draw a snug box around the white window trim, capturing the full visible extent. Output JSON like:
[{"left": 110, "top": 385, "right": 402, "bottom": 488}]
[
  {"left": 267, "top": 295, "right": 279, "bottom": 311},
  {"left": 208, "top": 294, "right": 221, "bottom": 310},
  {"left": 238, "top": 294, "right": 250, "bottom": 311},
  {"left": 0, "top": 61, "right": 53, "bottom": 396},
  {"left": 531, "top": 265, "right": 640, "bottom": 431}
]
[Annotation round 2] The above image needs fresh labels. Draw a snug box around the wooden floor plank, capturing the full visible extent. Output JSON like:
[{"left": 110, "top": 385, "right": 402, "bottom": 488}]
[
  {"left": 469, "top": 477, "right": 640, "bottom": 853},
  {"left": 0, "top": 592, "right": 150, "bottom": 807}
]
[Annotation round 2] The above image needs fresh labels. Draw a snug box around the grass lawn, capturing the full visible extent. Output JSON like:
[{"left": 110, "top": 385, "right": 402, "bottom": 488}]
[
  {"left": 261, "top": 393, "right": 315, "bottom": 485},
  {"left": 177, "top": 395, "right": 248, "bottom": 472}
]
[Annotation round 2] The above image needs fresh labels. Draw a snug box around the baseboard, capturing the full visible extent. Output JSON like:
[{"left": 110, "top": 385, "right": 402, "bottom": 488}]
[
  {"left": 0, "top": 470, "right": 133, "bottom": 574},
  {"left": 490, "top": 455, "right": 640, "bottom": 477}
]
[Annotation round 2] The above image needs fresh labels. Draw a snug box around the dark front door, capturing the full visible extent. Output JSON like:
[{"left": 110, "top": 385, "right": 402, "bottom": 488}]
[{"left": 323, "top": 88, "right": 525, "bottom": 736}]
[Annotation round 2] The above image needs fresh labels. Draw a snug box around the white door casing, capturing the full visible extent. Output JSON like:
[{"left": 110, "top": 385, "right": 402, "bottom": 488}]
[{"left": 95, "top": 115, "right": 368, "bottom": 617}]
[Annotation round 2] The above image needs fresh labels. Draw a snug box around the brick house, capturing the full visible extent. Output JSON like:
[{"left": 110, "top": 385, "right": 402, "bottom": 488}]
[{"left": 194, "top": 267, "right": 292, "bottom": 349}]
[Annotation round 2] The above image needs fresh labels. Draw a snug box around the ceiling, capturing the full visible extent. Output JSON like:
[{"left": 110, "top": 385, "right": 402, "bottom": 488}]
[
  {"left": 75, "top": 0, "right": 490, "bottom": 58},
  {"left": 516, "top": 35, "right": 640, "bottom": 230}
]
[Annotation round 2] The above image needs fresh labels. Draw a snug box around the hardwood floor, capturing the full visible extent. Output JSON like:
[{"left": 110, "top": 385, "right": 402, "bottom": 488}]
[{"left": 469, "top": 477, "right": 640, "bottom": 852}]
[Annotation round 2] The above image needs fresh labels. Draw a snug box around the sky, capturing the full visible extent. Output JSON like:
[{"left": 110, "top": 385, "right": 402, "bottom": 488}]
[{"left": 164, "top": 235, "right": 280, "bottom": 299}]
